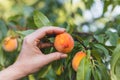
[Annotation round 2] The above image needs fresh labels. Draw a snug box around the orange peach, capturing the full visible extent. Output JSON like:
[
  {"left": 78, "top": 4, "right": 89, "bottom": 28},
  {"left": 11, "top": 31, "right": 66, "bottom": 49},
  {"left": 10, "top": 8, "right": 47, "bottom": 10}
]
[
  {"left": 2, "top": 36, "right": 18, "bottom": 52},
  {"left": 72, "top": 51, "right": 86, "bottom": 71},
  {"left": 54, "top": 32, "right": 74, "bottom": 53}
]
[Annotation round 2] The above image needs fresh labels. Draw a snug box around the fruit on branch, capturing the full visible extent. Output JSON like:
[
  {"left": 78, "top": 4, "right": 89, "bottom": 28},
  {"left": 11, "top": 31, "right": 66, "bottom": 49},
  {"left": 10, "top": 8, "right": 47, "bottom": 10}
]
[
  {"left": 54, "top": 32, "right": 74, "bottom": 53},
  {"left": 2, "top": 36, "right": 18, "bottom": 52},
  {"left": 72, "top": 51, "right": 86, "bottom": 71}
]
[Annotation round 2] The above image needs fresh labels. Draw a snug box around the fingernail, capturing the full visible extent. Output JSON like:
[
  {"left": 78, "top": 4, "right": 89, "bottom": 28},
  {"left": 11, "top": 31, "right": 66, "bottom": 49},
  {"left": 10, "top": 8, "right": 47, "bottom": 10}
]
[
  {"left": 60, "top": 28, "right": 65, "bottom": 31},
  {"left": 61, "top": 54, "right": 68, "bottom": 58}
]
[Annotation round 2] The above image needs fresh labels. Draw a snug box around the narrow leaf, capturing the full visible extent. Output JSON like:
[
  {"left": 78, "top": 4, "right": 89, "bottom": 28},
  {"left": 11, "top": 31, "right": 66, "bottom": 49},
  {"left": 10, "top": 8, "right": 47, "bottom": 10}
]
[
  {"left": 94, "top": 44, "right": 109, "bottom": 57},
  {"left": 28, "top": 74, "right": 36, "bottom": 80},
  {"left": 111, "top": 43, "right": 120, "bottom": 80},
  {"left": 77, "top": 57, "right": 91, "bottom": 80},
  {"left": 34, "top": 10, "right": 51, "bottom": 28},
  {"left": 16, "top": 30, "right": 35, "bottom": 36}
]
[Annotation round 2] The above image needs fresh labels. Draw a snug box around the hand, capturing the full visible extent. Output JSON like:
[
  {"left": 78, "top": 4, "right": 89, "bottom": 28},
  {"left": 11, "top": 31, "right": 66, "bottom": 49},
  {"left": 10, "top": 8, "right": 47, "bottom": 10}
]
[{"left": 0, "top": 26, "right": 67, "bottom": 80}]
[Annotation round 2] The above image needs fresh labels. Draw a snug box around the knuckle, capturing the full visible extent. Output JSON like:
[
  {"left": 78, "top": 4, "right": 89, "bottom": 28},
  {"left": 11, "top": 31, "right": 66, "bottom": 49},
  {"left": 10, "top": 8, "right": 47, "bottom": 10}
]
[{"left": 23, "top": 36, "right": 31, "bottom": 44}]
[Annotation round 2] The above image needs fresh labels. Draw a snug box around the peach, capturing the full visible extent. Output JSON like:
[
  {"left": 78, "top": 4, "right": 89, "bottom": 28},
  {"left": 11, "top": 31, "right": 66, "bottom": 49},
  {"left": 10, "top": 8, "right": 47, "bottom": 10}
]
[
  {"left": 2, "top": 36, "right": 18, "bottom": 52},
  {"left": 72, "top": 51, "right": 86, "bottom": 71},
  {"left": 54, "top": 32, "right": 74, "bottom": 53}
]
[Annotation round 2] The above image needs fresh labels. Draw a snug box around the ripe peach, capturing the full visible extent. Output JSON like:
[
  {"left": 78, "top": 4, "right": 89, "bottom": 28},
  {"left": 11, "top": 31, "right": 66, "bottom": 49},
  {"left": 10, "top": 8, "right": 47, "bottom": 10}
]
[
  {"left": 2, "top": 36, "right": 18, "bottom": 52},
  {"left": 54, "top": 32, "right": 74, "bottom": 53},
  {"left": 72, "top": 51, "right": 86, "bottom": 71}
]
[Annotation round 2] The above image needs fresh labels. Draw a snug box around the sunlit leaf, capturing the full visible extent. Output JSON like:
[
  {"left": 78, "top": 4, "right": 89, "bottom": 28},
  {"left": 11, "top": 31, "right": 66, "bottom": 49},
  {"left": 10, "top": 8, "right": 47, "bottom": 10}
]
[
  {"left": 28, "top": 74, "right": 36, "bottom": 80},
  {"left": 111, "top": 43, "right": 120, "bottom": 80},
  {"left": 0, "top": 43, "right": 5, "bottom": 67},
  {"left": 34, "top": 10, "right": 51, "bottom": 28},
  {"left": 115, "top": 58, "right": 120, "bottom": 80},
  {"left": 77, "top": 57, "right": 91, "bottom": 80},
  {"left": 16, "top": 30, "right": 35, "bottom": 36}
]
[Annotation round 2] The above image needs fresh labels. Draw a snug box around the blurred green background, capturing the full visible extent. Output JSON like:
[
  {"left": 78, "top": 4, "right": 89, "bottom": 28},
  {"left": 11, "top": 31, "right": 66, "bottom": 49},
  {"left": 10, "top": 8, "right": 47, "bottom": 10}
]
[{"left": 0, "top": 0, "right": 120, "bottom": 33}]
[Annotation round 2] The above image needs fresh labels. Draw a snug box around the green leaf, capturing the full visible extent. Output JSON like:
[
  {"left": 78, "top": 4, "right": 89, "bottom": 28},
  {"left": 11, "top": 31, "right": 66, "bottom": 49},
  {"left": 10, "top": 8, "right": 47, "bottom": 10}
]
[
  {"left": 111, "top": 43, "right": 120, "bottom": 80},
  {"left": 105, "top": 31, "right": 119, "bottom": 46},
  {"left": 52, "top": 60, "right": 63, "bottom": 76},
  {"left": 92, "top": 68, "right": 102, "bottom": 80},
  {"left": 16, "top": 30, "right": 35, "bottom": 36},
  {"left": 97, "top": 64, "right": 110, "bottom": 80},
  {"left": 91, "top": 50, "right": 101, "bottom": 62},
  {"left": 33, "top": 10, "right": 51, "bottom": 28},
  {"left": 115, "top": 58, "right": 120, "bottom": 80},
  {"left": 37, "top": 65, "right": 51, "bottom": 78},
  {"left": 28, "top": 74, "right": 36, "bottom": 80},
  {"left": 103, "top": 1, "right": 112, "bottom": 14},
  {"left": 0, "top": 43, "right": 5, "bottom": 67},
  {"left": 77, "top": 8, "right": 82, "bottom": 16},
  {"left": 94, "top": 35, "right": 104, "bottom": 43},
  {"left": 0, "top": 31, "right": 2, "bottom": 41},
  {"left": 77, "top": 57, "right": 91, "bottom": 80},
  {"left": 83, "top": 0, "right": 94, "bottom": 9},
  {"left": 0, "top": 20, "right": 8, "bottom": 37},
  {"left": 94, "top": 44, "right": 109, "bottom": 57}
]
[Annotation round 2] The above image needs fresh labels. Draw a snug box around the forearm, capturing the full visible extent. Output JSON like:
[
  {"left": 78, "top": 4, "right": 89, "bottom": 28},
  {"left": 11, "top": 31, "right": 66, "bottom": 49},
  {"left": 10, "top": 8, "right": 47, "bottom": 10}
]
[{"left": 0, "top": 64, "right": 26, "bottom": 80}]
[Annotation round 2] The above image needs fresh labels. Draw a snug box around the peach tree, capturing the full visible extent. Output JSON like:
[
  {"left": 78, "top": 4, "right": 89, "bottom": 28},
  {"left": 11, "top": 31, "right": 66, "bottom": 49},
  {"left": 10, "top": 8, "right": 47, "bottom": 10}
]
[{"left": 0, "top": 0, "right": 120, "bottom": 80}]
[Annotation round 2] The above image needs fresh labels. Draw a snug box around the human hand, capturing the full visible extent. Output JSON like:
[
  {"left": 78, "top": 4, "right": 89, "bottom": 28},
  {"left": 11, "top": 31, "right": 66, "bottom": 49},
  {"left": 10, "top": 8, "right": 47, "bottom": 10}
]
[{"left": 0, "top": 27, "right": 67, "bottom": 80}]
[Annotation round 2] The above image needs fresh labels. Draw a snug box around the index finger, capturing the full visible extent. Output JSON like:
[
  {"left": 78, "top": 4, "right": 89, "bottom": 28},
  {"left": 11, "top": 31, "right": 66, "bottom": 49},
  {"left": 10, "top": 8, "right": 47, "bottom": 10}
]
[{"left": 28, "top": 26, "right": 65, "bottom": 41}]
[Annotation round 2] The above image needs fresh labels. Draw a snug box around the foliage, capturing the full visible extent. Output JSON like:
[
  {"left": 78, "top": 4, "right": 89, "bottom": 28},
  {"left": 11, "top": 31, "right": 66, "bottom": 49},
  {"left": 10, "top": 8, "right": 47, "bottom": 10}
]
[{"left": 0, "top": 0, "right": 120, "bottom": 80}]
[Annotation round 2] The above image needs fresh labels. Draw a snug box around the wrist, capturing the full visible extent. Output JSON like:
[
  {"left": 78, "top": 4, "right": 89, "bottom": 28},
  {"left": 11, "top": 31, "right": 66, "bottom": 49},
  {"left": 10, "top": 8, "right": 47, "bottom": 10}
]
[{"left": 0, "top": 64, "right": 26, "bottom": 80}]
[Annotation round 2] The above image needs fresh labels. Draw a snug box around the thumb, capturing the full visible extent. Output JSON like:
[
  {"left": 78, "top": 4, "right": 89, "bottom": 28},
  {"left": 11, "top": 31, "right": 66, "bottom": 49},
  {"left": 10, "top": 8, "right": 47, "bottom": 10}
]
[{"left": 44, "top": 52, "right": 67, "bottom": 63}]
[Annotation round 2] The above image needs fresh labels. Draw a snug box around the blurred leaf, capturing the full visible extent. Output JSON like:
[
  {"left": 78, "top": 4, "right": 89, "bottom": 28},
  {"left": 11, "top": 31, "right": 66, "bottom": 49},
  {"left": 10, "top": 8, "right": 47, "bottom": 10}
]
[
  {"left": 23, "top": 6, "right": 34, "bottom": 17},
  {"left": 37, "top": 65, "right": 51, "bottom": 78},
  {"left": 0, "top": 20, "right": 8, "bottom": 37},
  {"left": 28, "top": 74, "right": 35, "bottom": 80},
  {"left": 45, "top": 67, "right": 56, "bottom": 80},
  {"left": 83, "top": 0, "right": 94, "bottom": 9},
  {"left": 77, "top": 8, "right": 82, "bottom": 16},
  {"left": 17, "top": 38, "right": 22, "bottom": 51},
  {"left": 77, "top": 57, "right": 91, "bottom": 80},
  {"left": 116, "top": 25, "right": 120, "bottom": 36},
  {"left": 83, "top": 39, "right": 89, "bottom": 47},
  {"left": 94, "top": 35, "right": 105, "bottom": 43},
  {"left": 33, "top": 10, "right": 51, "bottom": 28},
  {"left": 55, "top": 65, "right": 63, "bottom": 75},
  {"left": 92, "top": 68, "right": 102, "bottom": 80},
  {"left": 111, "top": 43, "right": 120, "bottom": 80},
  {"left": 18, "top": 17, "right": 26, "bottom": 27},
  {"left": 0, "top": 43, "right": 5, "bottom": 67},
  {"left": 91, "top": 50, "right": 101, "bottom": 62},
  {"left": 115, "top": 58, "right": 120, "bottom": 80},
  {"left": 16, "top": 29, "right": 35, "bottom": 36},
  {"left": 103, "top": 1, "right": 111, "bottom": 14},
  {"left": 94, "top": 44, "right": 109, "bottom": 57},
  {"left": 97, "top": 64, "right": 110, "bottom": 80},
  {"left": 0, "top": 31, "right": 2, "bottom": 40},
  {"left": 105, "top": 30, "right": 119, "bottom": 46}
]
